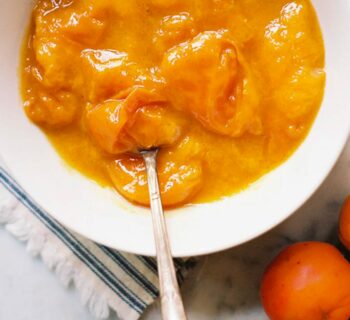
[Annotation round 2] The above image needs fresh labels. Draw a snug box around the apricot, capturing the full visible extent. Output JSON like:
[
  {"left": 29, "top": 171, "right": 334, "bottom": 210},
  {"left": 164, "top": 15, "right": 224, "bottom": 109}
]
[
  {"left": 85, "top": 99, "right": 131, "bottom": 154},
  {"left": 128, "top": 106, "right": 184, "bottom": 150},
  {"left": 24, "top": 90, "right": 79, "bottom": 128},
  {"left": 33, "top": 4, "right": 106, "bottom": 91},
  {"left": 161, "top": 30, "right": 261, "bottom": 137},
  {"left": 153, "top": 13, "right": 197, "bottom": 53},
  {"left": 274, "top": 66, "right": 325, "bottom": 120},
  {"left": 33, "top": 36, "right": 82, "bottom": 90},
  {"left": 108, "top": 154, "right": 203, "bottom": 206},
  {"left": 262, "top": 0, "right": 324, "bottom": 84},
  {"left": 80, "top": 49, "right": 141, "bottom": 103},
  {"left": 261, "top": 242, "right": 350, "bottom": 320},
  {"left": 86, "top": 88, "right": 183, "bottom": 154},
  {"left": 34, "top": 4, "right": 106, "bottom": 45},
  {"left": 58, "top": 11, "right": 105, "bottom": 45}
]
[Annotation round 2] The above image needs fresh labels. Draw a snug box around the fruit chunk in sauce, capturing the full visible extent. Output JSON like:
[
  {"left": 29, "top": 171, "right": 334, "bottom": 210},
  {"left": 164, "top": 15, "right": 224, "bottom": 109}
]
[{"left": 21, "top": 0, "right": 325, "bottom": 207}]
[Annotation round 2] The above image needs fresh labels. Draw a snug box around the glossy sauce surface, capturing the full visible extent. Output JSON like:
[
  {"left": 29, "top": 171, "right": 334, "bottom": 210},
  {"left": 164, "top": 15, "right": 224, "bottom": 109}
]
[{"left": 21, "top": 0, "right": 325, "bottom": 207}]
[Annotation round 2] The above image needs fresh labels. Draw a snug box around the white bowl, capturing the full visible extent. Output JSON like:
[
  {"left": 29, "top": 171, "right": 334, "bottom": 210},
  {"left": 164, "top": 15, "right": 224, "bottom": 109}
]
[{"left": 0, "top": 0, "right": 349, "bottom": 257}]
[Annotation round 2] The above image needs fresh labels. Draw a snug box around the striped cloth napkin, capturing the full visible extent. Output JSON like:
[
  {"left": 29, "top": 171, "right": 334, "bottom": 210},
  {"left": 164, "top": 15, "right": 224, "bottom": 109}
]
[{"left": 0, "top": 163, "right": 194, "bottom": 319}]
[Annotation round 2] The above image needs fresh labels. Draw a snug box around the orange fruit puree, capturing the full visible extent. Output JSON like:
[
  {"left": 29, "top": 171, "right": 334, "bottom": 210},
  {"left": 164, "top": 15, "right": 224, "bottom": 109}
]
[{"left": 21, "top": 0, "right": 325, "bottom": 207}]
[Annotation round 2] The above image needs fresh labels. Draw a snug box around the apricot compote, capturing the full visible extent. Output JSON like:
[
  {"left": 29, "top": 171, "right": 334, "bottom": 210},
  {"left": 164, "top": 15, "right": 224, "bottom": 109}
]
[{"left": 21, "top": 0, "right": 325, "bottom": 207}]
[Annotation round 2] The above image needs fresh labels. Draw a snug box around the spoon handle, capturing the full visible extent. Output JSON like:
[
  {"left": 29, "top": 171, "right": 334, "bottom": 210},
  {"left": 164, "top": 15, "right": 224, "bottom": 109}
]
[{"left": 142, "top": 150, "right": 187, "bottom": 320}]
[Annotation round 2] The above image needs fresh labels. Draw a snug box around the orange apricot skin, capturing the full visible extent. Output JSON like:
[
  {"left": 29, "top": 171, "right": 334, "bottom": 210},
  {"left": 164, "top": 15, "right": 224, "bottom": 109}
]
[
  {"left": 260, "top": 242, "right": 350, "bottom": 320},
  {"left": 339, "top": 196, "right": 350, "bottom": 250},
  {"left": 107, "top": 154, "right": 202, "bottom": 207}
]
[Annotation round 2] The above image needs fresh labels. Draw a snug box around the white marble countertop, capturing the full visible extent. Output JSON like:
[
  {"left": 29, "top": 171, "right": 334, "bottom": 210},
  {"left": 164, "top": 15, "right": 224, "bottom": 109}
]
[{"left": 1, "top": 137, "right": 349, "bottom": 320}]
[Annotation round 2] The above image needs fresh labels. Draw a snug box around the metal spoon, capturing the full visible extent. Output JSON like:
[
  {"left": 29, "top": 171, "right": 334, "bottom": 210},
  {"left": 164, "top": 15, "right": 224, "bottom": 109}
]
[{"left": 141, "top": 149, "right": 187, "bottom": 320}]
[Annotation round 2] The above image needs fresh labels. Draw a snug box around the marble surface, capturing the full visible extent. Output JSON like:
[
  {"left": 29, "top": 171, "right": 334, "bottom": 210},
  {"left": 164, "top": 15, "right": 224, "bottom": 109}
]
[
  {"left": 0, "top": 136, "right": 349, "bottom": 320},
  {"left": 143, "top": 137, "right": 350, "bottom": 320}
]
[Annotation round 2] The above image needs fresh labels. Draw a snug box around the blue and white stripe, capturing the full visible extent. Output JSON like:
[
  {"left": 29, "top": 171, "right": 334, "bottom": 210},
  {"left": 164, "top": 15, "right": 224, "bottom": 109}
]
[{"left": 0, "top": 166, "right": 193, "bottom": 318}]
